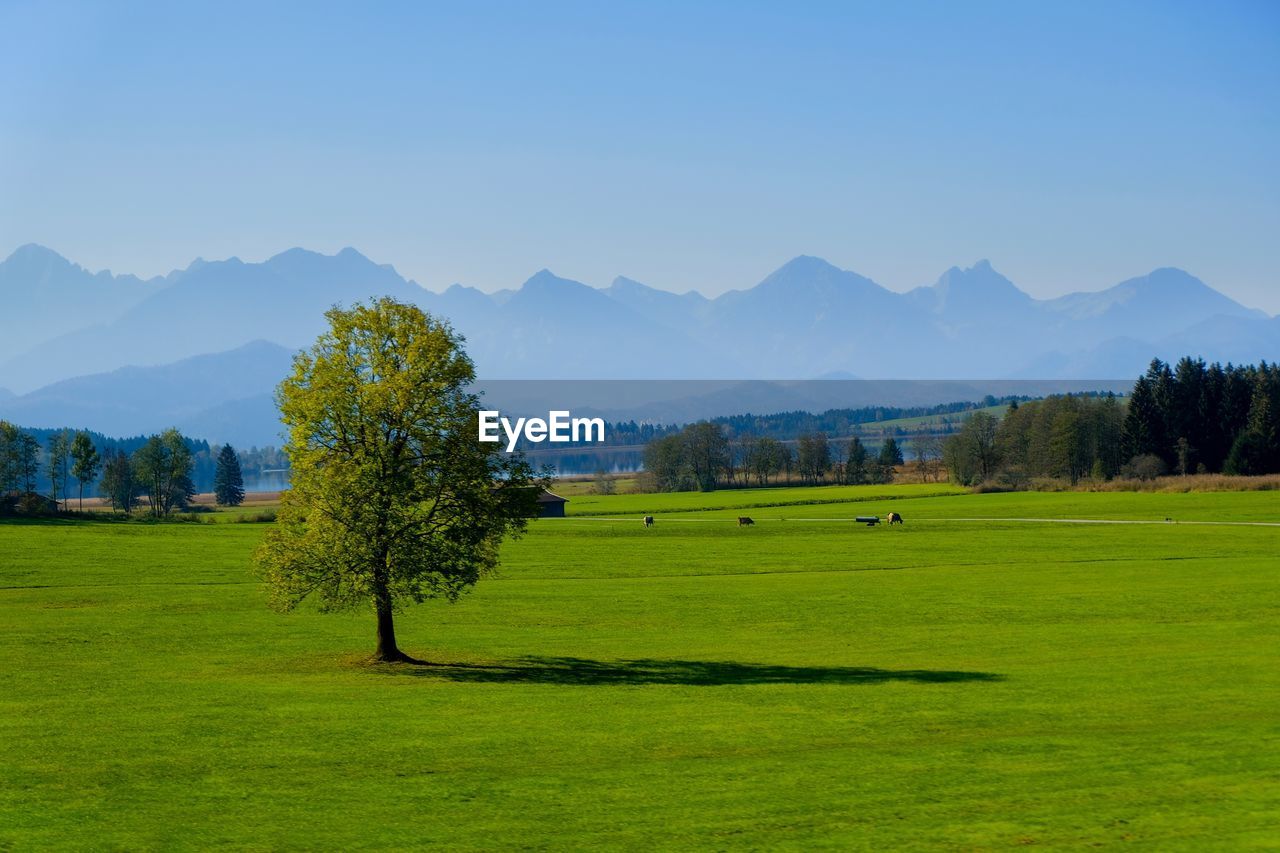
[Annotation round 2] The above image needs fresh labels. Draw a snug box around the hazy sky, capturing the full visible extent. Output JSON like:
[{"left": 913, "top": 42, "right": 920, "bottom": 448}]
[{"left": 2, "top": 1, "right": 1278, "bottom": 310}]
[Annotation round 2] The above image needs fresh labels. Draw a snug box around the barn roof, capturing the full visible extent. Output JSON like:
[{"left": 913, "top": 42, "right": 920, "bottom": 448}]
[{"left": 537, "top": 490, "right": 568, "bottom": 504}]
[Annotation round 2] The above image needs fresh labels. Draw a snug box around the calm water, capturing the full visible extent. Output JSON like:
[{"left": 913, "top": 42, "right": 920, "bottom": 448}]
[
  {"left": 520, "top": 446, "right": 646, "bottom": 476},
  {"left": 243, "top": 448, "right": 644, "bottom": 491}
]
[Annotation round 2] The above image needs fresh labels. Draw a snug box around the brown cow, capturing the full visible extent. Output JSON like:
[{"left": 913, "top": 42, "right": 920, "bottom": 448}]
[
  {"left": 737, "top": 516, "right": 755, "bottom": 526},
  {"left": 886, "top": 512, "right": 903, "bottom": 525}
]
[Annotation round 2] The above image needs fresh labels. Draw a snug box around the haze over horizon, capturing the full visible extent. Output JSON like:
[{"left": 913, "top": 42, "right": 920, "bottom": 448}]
[
  {"left": 1, "top": 2, "right": 1277, "bottom": 311},
  {"left": 4, "top": 242, "right": 1279, "bottom": 315}
]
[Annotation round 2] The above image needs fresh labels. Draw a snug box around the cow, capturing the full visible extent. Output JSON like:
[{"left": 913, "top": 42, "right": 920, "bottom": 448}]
[
  {"left": 643, "top": 516, "right": 654, "bottom": 528},
  {"left": 737, "top": 516, "right": 755, "bottom": 526},
  {"left": 886, "top": 511, "right": 904, "bottom": 525}
]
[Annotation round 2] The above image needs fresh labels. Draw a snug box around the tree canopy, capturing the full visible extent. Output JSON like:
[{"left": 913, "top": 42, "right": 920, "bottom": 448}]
[{"left": 255, "top": 298, "right": 545, "bottom": 662}]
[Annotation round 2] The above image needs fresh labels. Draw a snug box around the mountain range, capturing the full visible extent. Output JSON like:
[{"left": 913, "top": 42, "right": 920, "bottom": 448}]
[{"left": 0, "top": 244, "right": 1275, "bottom": 445}]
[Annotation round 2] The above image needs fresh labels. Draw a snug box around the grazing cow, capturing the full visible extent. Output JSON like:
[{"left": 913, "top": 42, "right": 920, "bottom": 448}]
[
  {"left": 643, "top": 516, "right": 654, "bottom": 528},
  {"left": 737, "top": 516, "right": 755, "bottom": 527},
  {"left": 887, "top": 512, "right": 903, "bottom": 525}
]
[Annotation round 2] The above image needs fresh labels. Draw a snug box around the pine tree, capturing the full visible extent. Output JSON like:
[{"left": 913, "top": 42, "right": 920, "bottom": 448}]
[
  {"left": 878, "top": 437, "right": 904, "bottom": 467},
  {"left": 214, "top": 444, "right": 246, "bottom": 507},
  {"left": 1123, "top": 375, "right": 1163, "bottom": 461},
  {"left": 845, "top": 437, "right": 869, "bottom": 485},
  {"left": 1226, "top": 377, "right": 1280, "bottom": 475}
]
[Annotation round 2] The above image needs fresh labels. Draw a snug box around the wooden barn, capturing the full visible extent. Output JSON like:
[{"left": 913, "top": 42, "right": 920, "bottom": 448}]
[
  {"left": 537, "top": 490, "right": 568, "bottom": 518},
  {"left": 0, "top": 491, "right": 60, "bottom": 516}
]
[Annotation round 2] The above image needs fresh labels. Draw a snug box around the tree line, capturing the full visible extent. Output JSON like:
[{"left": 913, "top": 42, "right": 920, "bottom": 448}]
[
  {"left": 944, "top": 358, "right": 1280, "bottom": 486},
  {"left": 639, "top": 358, "right": 1280, "bottom": 492},
  {"left": 510, "top": 396, "right": 1026, "bottom": 450},
  {"left": 0, "top": 422, "right": 246, "bottom": 516},
  {"left": 642, "top": 424, "right": 912, "bottom": 492}
]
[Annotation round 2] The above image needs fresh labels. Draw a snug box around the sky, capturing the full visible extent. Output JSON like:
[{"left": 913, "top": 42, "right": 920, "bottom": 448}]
[{"left": 1, "top": 1, "right": 1278, "bottom": 311}]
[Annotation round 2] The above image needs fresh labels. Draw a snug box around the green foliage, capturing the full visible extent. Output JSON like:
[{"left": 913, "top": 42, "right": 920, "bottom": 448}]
[
  {"left": 0, "top": 424, "right": 42, "bottom": 494},
  {"left": 642, "top": 422, "right": 732, "bottom": 492},
  {"left": 214, "top": 444, "right": 246, "bottom": 506},
  {"left": 996, "top": 393, "right": 1125, "bottom": 484},
  {"left": 743, "top": 435, "right": 789, "bottom": 486},
  {"left": 949, "top": 358, "right": 1280, "bottom": 487},
  {"left": 0, "top": 420, "right": 24, "bottom": 493},
  {"left": 46, "top": 430, "right": 71, "bottom": 507},
  {"left": 796, "top": 433, "right": 831, "bottom": 484},
  {"left": 99, "top": 450, "right": 137, "bottom": 513},
  {"left": 944, "top": 411, "right": 1000, "bottom": 485},
  {"left": 1126, "top": 358, "right": 1279, "bottom": 473},
  {"left": 254, "top": 298, "right": 544, "bottom": 661},
  {"left": 844, "top": 436, "right": 869, "bottom": 485},
  {"left": 132, "top": 429, "right": 195, "bottom": 517},
  {"left": 70, "top": 430, "right": 101, "bottom": 511},
  {"left": 877, "top": 436, "right": 904, "bottom": 467},
  {"left": 1224, "top": 430, "right": 1274, "bottom": 476}
]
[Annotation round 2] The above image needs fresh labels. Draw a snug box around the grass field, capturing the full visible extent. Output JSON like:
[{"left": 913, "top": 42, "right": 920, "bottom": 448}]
[{"left": 2, "top": 487, "right": 1278, "bottom": 849}]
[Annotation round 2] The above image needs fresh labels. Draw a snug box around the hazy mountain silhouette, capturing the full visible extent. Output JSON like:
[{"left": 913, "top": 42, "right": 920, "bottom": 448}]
[
  {"left": 0, "top": 244, "right": 166, "bottom": 364},
  {"left": 0, "top": 341, "right": 294, "bottom": 444},
  {"left": 0, "top": 247, "right": 428, "bottom": 392},
  {"left": 0, "top": 245, "right": 1274, "bottom": 414}
]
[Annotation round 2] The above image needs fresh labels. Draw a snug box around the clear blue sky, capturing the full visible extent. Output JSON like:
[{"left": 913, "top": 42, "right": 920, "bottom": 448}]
[{"left": 2, "top": 1, "right": 1277, "bottom": 310}]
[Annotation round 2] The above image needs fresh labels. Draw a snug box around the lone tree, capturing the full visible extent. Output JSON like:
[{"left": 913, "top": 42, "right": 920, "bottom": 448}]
[
  {"left": 214, "top": 444, "right": 245, "bottom": 506},
  {"left": 70, "top": 431, "right": 101, "bottom": 511},
  {"left": 99, "top": 450, "right": 136, "bottom": 513},
  {"left": 255, "top": 298, "right": 544, "bottom": 663},
  {"left": 133, "top": 429, "right": 194, "bottom": 517}
]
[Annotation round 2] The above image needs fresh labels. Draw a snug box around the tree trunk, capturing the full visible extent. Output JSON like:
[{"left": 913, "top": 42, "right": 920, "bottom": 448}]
[{"left": 373, "top": 591, "right": 407, "bottom": 662}]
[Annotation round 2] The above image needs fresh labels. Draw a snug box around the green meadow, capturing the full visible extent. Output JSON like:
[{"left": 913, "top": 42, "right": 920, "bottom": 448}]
[{"left": 2, "top": 487, "right": 1278, "bottom": 849}]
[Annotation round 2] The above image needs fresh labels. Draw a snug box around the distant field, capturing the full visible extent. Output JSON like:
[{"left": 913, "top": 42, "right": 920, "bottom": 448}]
[
  {"left": 566, "top": 482, "right": 965, "bottom": 515},
  {"left": 2, "top": 487, "right": 1278, "bottom": 848},
  {"left": 851, "top": 402, "right": 1009, "bottom": 433}
]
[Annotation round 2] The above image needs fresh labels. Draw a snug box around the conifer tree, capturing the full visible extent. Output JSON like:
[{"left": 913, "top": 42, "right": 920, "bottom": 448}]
[{"left": 214, "top": 444, "right": 246, "bottom": 507}]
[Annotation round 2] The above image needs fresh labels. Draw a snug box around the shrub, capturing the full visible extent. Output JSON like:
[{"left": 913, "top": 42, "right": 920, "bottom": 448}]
[
  {"left": 1122, "top": 454, "right": 1167, "bottom": 481},
  {"left": 235, "top": 509, "right": 278, "bottom": 523}
]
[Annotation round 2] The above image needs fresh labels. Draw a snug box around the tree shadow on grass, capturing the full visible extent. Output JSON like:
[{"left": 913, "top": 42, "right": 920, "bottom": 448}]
[{"left": 372, "top": 656, "right": 1002, "bottom": 686}]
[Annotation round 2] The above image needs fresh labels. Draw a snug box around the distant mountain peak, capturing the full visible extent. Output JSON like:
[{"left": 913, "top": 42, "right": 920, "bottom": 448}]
[
  {"left": 910, "top": 259, "right": 1030, "bottom": 317},
  {"left": 266, "top": 246, "right": 321, "bottom": 262},
  {"left": 774, "top": 255, "right": 841, "bottom": 276},
  {"left": 8, "top": 243, "right": 70, "bottom": 262},
  {"left": 264, "top": 246, "right": 378, "bottom": 269},
  {"left": 4, "top": 243, "right": 77, "bottom": 274},
  {"left": 1124, "top": 267, "right": 1210, "bottom": 293},
  {"left": 935, "top": 260, "right": 1024, "bottom": 294},
  {"left": 610, "top": 275, "right": 649, "bottom": 290},
  {"left": 521, "top": 269, "right": 590, "bottom": 292}
]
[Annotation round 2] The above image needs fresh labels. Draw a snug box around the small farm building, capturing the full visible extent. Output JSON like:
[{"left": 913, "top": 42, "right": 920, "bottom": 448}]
[{"left": 537, "top": 490, "right": 568, "bottom": 518}]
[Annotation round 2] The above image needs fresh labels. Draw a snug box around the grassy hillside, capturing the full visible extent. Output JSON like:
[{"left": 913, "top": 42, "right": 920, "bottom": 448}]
[
  {"left": 851, "top": 402, "right": 1009, "bottom": 433},
  {"left": 2, "top": 488, "right": 1277, "bottom": 848}
]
